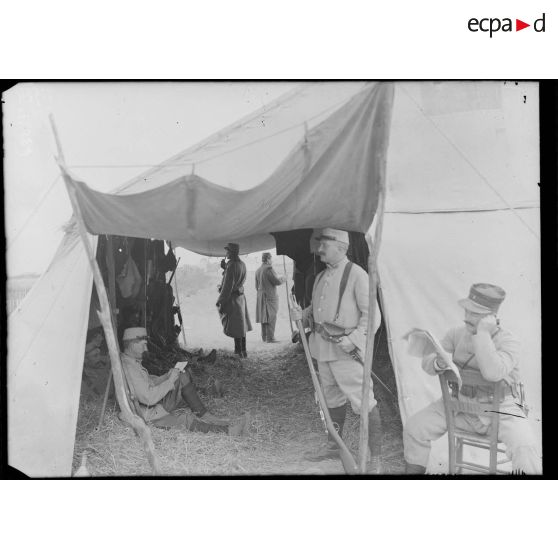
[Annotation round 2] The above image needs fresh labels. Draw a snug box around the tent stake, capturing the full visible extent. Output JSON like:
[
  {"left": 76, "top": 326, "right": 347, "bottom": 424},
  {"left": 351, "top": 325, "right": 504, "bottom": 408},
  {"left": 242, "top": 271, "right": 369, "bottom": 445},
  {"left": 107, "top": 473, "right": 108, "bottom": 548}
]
[{"left": 358, "top": 188, "right": 387, "bottom": 474}]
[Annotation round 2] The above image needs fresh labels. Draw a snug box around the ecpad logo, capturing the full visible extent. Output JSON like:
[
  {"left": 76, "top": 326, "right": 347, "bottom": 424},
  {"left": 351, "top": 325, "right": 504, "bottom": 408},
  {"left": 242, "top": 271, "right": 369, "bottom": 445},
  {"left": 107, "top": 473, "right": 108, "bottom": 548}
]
[{"left": 468, "top": 13, "right": 546, "bottom": 37}]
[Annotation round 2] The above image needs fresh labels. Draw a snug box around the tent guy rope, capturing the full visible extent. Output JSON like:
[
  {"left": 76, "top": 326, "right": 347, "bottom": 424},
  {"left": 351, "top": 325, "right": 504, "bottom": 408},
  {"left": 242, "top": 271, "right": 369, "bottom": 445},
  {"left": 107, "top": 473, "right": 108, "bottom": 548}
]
[{"left": 400, "top": 85, "right": 539, "bottom": 241}]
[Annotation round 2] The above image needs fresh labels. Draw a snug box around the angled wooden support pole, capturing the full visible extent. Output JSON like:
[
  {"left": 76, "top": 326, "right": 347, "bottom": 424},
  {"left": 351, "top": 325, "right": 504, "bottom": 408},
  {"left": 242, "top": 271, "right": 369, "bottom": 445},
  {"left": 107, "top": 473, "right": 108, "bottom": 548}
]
[
  {"left": 63, "top": 173, "right": 162, "bottom": 475},
  {"left": 51, "top": 113, "right": 161, "bottom": 475},
  {"left": 358, "top": 188, "right": 387, "bottom": 474},
  {"left": 98, "top": 235, "right": 117, "bottom": 429}
]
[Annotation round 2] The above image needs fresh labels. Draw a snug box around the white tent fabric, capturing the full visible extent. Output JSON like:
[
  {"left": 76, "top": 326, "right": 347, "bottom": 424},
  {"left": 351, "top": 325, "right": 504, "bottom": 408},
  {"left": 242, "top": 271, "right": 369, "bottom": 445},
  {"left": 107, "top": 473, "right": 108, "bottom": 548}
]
[
  {"left": 8, "top": 81, "right": 541, "bottom": 476},
  {"left": 379, "top": 209, "right": 540, "bottom": 471},
  {"left": 8, "top": 230, "right": 96, "bottom": 477}
]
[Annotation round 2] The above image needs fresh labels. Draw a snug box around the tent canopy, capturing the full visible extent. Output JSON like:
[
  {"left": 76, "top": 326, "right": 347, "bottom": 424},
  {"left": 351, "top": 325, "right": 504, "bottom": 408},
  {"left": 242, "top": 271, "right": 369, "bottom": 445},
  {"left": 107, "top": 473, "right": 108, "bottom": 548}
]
[
  {"left": 9, "top": 81, "right": 541, "bottom": 476},
  {"left": 67, "top": 83, "right": 394, "bottom": 255}
]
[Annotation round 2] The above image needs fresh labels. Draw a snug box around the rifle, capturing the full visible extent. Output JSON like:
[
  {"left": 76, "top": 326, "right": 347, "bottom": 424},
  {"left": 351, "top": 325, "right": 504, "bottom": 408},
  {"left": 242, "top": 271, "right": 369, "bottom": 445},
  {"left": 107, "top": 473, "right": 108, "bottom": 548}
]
[{"left": 290, "top": 294, "right": 358, "bottom": 475}]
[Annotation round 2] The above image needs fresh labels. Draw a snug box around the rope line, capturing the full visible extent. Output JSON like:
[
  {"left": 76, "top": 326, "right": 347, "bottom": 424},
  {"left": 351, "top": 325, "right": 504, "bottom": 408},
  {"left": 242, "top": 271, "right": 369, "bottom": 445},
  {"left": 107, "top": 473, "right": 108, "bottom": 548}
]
[
  {"left": 67, "top": 85, "right": 371, "bottom": 174},
  {"left": 8, "top": 173, "right": 62, "bottom": 248},
  {"left": 9, "top": 236, "right": 87, "bottom": 373},
  {"left": 400, "top": 86, "right": 539, "bottom": 241}
]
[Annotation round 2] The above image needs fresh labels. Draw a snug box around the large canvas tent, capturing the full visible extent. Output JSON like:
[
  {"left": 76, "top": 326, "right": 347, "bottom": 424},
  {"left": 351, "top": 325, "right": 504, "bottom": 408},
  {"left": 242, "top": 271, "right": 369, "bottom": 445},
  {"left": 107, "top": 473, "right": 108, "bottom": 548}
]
[{"left": 8, "top": 81, "right": 541, "bottom": 476}]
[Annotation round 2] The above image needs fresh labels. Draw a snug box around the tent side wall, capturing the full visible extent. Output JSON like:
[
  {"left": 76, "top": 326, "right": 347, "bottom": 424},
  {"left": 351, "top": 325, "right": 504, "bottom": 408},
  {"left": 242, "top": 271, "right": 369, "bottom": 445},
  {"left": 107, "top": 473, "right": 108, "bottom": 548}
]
[
  {"left": 378, "top": 208, "right": 541, "bottom": 472},
  {"left": 8, "top": 231, "right": 96, "bottom": 477}
]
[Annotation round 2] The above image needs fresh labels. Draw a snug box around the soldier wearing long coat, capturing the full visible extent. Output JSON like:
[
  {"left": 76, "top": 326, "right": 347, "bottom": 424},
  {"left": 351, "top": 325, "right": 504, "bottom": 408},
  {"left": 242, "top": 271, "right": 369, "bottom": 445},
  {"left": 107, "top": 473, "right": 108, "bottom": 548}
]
[
  {"left": 255, "top": 253, "right": 286, "bottom": 342},
  {"left": 217, "top": 243, "right": 252, "bottom": 357}
]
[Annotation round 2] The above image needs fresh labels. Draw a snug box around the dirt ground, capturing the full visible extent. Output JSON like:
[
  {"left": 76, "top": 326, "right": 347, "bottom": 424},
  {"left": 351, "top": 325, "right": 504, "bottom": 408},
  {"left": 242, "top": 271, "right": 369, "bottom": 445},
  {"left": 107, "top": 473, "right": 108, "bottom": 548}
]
[{"left": 73, "top": 263, "right": 404, "bottom": 476}]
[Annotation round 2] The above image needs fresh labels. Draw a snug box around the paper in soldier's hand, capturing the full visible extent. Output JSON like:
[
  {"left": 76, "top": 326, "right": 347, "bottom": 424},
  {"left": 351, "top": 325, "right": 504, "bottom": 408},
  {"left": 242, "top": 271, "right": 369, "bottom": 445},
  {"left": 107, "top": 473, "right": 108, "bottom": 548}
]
[
  {"left": 404, "top": 328, "right": 438, "bottom": 357},
  {"left": 403, "top": 328, "right": 462, "bottom": 387}
]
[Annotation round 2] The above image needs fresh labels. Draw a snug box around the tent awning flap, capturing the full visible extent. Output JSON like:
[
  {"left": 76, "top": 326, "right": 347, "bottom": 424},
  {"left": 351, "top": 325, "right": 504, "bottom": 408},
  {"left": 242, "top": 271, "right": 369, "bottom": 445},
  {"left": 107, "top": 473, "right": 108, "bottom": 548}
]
[{"left": 66, "top": 83, "right": 395, "bottom": 255}]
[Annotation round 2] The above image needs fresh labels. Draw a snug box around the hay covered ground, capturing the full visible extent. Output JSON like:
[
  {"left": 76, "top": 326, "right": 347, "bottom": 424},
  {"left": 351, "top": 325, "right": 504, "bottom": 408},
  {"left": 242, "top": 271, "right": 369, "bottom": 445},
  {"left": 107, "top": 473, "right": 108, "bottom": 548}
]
[
  {"left": 73, "top": 344, "right": 404, "bottom": 476},
  {"left": 72, "top": 261, "right": 404, "bottom": 476}
]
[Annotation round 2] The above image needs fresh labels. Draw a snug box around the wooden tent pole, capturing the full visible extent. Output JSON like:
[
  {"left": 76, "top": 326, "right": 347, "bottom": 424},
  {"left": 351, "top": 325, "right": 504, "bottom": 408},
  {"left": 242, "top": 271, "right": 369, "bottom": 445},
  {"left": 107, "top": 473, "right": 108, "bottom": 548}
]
[
  {"left": 358, "top": 188, "right": 387, "bottom": 474},
  {"left": 170, "top": 251, "right": 188, "bottom": 349},
  {"left": 64, "top": 175, "right": 162, "bottom": 475},
  {"left": 282, "top": 256, "right": 294, "bottom": 337},
  {"left": 50, "top": 115, "right": 161, "bottom": 475}
]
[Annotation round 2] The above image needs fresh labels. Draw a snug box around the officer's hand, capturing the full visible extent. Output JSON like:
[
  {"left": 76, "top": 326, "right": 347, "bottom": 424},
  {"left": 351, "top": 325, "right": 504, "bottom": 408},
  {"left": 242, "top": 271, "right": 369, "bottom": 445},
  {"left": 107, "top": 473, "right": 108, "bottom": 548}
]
[
  {"left": 289, "top": 306, "right": 303, "bottom": 322},
  {"left": 476, "top": 314, "right": 499, "bottom": 335},
  {"left": 169, "top": 368, "right": 180, "bottom": 383},
  {"left": 338, "top": 336, "right": 356, "bottom": 353}
]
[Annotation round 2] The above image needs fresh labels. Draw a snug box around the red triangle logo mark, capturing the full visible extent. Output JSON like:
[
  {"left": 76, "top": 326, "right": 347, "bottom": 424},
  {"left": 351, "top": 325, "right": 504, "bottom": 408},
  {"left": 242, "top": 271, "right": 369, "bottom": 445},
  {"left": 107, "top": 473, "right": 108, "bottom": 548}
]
[{"left": 516, "top": 19, "right": 530, "bottom": 31}]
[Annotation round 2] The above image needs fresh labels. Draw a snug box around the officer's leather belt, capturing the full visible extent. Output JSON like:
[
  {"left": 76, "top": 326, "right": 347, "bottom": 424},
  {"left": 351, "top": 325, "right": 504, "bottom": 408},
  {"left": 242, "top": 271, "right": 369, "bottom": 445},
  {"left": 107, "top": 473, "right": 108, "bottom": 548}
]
[
  {"left": 448, "top": 381, "right": 513, "bottom": 403},
  {"left": 313, "top": 323, "right": 344, "bottom": 342}
]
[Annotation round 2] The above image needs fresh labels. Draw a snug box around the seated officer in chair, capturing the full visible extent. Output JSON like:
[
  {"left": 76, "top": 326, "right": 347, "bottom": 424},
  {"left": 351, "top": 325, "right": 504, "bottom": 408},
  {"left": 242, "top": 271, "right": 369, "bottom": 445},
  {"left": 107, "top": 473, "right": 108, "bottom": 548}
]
[
  {"left": 403, "top": 283, "right": 541, "bottom": 475},
  {"left": 121, "top": 327, "right": 247, "bottom": 435}
]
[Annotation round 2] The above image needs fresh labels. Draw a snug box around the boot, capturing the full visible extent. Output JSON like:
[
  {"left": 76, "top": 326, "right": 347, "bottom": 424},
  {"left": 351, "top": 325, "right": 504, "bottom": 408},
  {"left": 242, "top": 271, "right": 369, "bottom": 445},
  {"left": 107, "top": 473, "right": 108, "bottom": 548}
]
[
  {"left": 189, "top": 417, "right": 228, "bottom": 434},
  {"left": 180, "top": 382, "right": 207, "bottom": 417},
  {"left": 189, "top": 413, "right": 249, "bottom": 436},
  {"left": 405, "top": 462, "right": 427, "bottom": 475},
  {"left": 234, "top": 338, "right": 242, "bottom": 355},
  {"left": 304, "top": 404, "right": 347, "bottom": 462},
  {"left": 367, "top": 405, "right": 383, "bottom": 475},
  {"left": 241, "top": 336, "right": 247, "bottom": 358},
  {"left": 198, "top": 411, "right": 231, "bottom": 426}
]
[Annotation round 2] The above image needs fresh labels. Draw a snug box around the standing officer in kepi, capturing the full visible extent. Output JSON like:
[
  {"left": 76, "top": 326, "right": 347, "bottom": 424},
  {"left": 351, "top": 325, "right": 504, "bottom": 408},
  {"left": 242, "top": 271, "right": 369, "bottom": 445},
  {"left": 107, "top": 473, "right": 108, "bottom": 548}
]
[
  {"left": 290, "top": 228, "right": 383, "bottom": 474},
  {"left": 403, "top": 283, "right": 542, "bottom": 475},
  {"left": 255, "top": 252, "right": 286, "bottom": 343},
  {"left": 217, "top": 242, "right": 252, "bottom": 358}
]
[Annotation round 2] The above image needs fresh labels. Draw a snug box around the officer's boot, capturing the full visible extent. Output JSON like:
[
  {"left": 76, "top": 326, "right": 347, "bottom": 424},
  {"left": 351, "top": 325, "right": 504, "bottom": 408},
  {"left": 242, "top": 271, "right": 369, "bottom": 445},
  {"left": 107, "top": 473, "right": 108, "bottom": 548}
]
[
  {"left": 234, "top": 338, "right": 242, "bottom": 355},
  {"left": 367, "top": 405, "right": 384, "bottom": 475},
  {"left": 180, "top": 382, "right": 208, "bottom": 418},
  {"left": 241, "top": 336, "right": 247, "bottom": 358},
  {"left": 304, "top": 404, "right": 347, "bottom": 462},
  {"left": 404, "top": 462, "right": 427, "bottom": 475},
  {"left": 189, "top": 413, "right": 249, "bottom": 436}
]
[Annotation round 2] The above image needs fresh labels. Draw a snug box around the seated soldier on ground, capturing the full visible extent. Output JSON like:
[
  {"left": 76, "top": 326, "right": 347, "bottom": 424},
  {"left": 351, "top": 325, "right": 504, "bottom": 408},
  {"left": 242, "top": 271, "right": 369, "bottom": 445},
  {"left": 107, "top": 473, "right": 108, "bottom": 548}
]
[
  {"left": 403, "top": 283, "right": 542, "bottom": 475},
  {"left": 120, "top": 327, "right": 247, "bottom": 435},
  {"left": 121, "top": 304, "right": 217, "bottom": 366}
]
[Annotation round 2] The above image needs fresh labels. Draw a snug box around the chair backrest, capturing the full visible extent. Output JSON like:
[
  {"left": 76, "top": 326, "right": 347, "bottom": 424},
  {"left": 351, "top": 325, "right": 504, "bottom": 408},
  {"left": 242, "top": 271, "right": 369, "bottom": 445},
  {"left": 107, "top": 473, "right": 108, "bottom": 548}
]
[{"left": 439, "top": 369, "right": 506, "bottom": 446}]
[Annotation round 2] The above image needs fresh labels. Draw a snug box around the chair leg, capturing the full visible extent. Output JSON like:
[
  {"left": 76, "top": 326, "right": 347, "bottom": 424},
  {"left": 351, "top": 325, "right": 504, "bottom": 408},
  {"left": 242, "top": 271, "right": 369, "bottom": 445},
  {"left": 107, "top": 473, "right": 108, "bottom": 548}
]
[
  {"left": 456, "top": 439, "right": 464, "bottom": 475},
  {"left": 448, "top": 433, "right": 456, "bottom": 474},
  {"left": 489, "top": 442, "right": 498, "bottom": 474}
]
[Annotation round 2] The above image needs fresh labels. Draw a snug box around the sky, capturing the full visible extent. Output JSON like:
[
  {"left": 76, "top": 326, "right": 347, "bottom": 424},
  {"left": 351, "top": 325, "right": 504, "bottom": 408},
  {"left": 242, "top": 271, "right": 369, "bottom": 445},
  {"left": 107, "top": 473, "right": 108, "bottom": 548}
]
[{"left": 3, "top": 82, "right": 295, "bottom": 276}]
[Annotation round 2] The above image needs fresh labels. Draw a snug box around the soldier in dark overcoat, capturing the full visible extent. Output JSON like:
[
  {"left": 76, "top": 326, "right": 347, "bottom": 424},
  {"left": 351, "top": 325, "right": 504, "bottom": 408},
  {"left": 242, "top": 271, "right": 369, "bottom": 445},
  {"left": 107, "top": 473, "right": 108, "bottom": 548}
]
[{"left": 217, "top": 242, "right": 252, "bottom": 357}]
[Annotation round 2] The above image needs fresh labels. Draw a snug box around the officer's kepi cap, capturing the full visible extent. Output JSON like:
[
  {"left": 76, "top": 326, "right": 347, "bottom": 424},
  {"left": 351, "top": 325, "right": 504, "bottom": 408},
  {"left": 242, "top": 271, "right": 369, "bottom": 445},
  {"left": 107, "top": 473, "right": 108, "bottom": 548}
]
[
  {"left": 316, "top": 228, "right": 349, "bottom": 244},
  {"left": 458, "top": 283, "right": 506, "bottom": 314},
  {"left": 122, "top": 327, "right": 148, "bottom": 341}
]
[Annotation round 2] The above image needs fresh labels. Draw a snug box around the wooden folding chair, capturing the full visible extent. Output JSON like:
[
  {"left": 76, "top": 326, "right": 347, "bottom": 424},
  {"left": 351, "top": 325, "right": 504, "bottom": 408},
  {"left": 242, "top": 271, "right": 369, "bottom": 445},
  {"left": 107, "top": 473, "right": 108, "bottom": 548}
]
[{"left": 439, "top": 368, "right": 512, "bottom": 474}]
